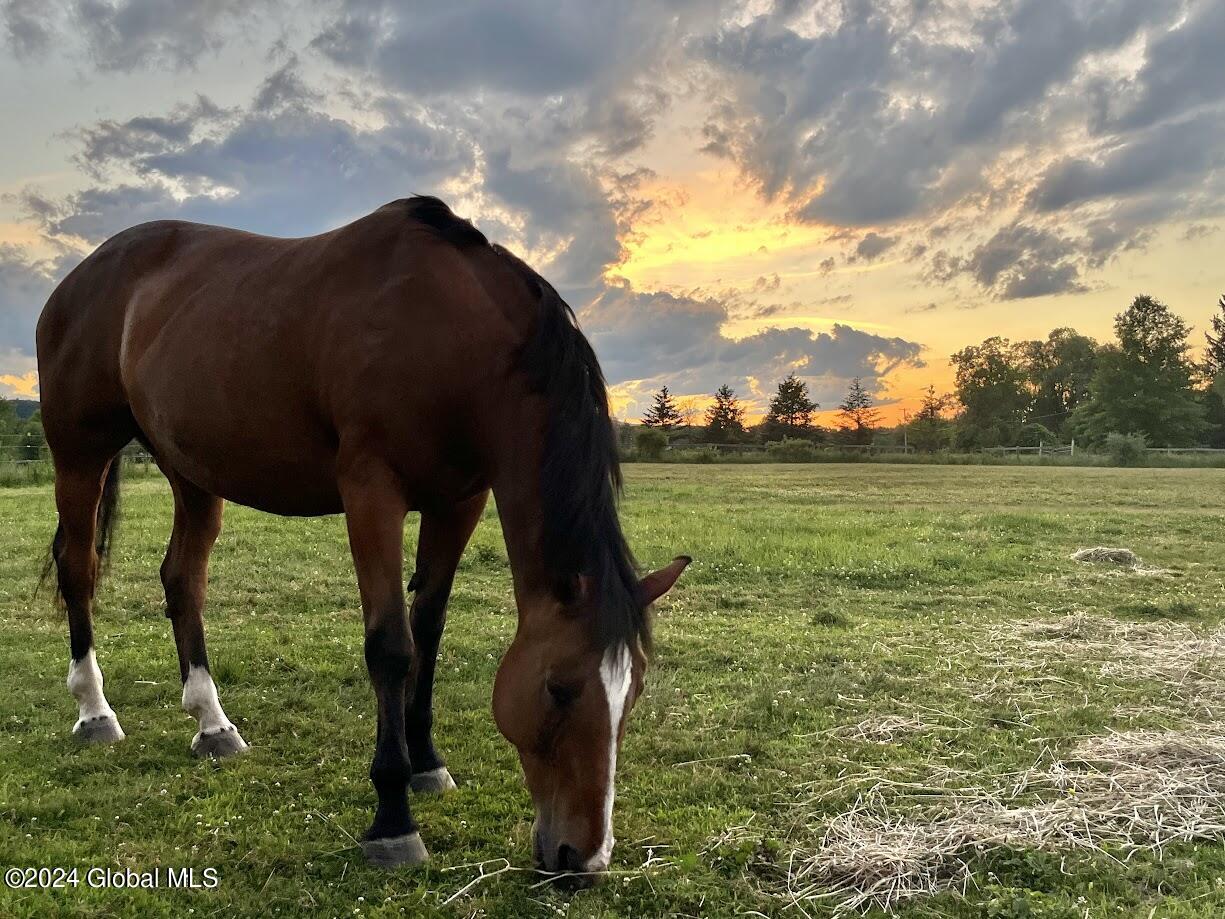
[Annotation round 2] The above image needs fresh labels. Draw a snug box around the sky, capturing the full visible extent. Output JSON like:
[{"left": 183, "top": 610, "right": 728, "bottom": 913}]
[{"left": 2, "top": 0, "right": 1223, "bottom": 424}]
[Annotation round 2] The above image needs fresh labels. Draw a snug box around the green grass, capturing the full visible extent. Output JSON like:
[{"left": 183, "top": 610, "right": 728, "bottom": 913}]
[{"left": 2, "top": 464, "right": 1224, "bottom": 917}]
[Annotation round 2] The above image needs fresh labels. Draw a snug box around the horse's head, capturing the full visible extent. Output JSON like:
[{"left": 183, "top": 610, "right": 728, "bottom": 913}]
[{"left": 493, "top": 556, "right": 690, "bottom": 881}]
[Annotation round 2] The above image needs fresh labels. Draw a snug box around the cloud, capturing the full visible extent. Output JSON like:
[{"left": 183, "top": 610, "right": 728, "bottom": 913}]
[
  {"left": 72, "top": 0, "right": 268, "bottom": 71},
  {"left": 935, "top": 222, "right": 1089, "bottom": 300},
  {"left": 694, "top": 0, "right": 1171, "bottom": 228},
  {"left": 313, "top": 0, "right": 722, "bottom": 159},
  {"left": 0, "top": 243, "right": 65, "bottom": 359},
  {"left": 1, "top": 0, "right": 57, "bottom": 58},
  {"left": 0, "top": 366, "right": 39, "bottom": 398},
  {"left": 1106, "top": 0, "right": 1225, "bottom": 133},
  {"left": 850, "top": 231, "right": 896, "bottom": 262},
  {"left": 691, "top": 0, "right": 1225, "bottom": 292},
  {"left": 583, "top": 282, "right": 923, "bottom": 406},
  {"left": 1028, "top": 110, "right": 1225, "bottom": 213},
  {"left": 25, "top": 80, "right": 475, "bottom": 242}
]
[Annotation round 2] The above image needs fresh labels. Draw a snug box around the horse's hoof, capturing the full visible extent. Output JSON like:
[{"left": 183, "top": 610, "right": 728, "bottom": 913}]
[
  {"left": 191, "top": 727, "right": 249, "bottom": 759},
  {"left": 411, "top": 767, "right": 457, "bottom": 794},
  {"left": 361, "top": 832, "right": 430, "bottom": 868},
  {"left": 73, "top": 715, "right": 125, "bottom": 744}
]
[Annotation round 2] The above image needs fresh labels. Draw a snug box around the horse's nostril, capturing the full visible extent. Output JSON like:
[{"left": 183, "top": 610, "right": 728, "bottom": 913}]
[{"left": 557, "top": 844, "right": 582, "bottom": 872}]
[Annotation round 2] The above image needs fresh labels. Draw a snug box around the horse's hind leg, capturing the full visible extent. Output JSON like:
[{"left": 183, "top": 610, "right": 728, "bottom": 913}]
[
  {"left": 56, "top": 458, "right": 124, "bottom": 743},
  {"left": 405, "top": 491, "right": 488, "bottom": 794},
  {"left": 162, "top": 474, "right": 247, "bottom": 758}
]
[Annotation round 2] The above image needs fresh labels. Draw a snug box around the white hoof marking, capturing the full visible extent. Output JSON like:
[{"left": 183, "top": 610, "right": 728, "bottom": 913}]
[
  {"left": 183, "top": 665, "right": 238, "bottom": 746},
  {"left": 68, "top": 650, "right": 121, "bottom": 735}
]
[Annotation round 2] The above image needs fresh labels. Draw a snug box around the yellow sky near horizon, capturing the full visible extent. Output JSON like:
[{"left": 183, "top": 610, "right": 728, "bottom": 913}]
[{"left": 601, "top": 156, "right": 1223, "bottom": 427}]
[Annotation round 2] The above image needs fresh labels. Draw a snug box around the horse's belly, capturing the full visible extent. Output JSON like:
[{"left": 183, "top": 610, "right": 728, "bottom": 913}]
[
  {"left": 128, "top": 368, "right": 343, "bottom": 515},
  {"left": 164, "top": 443, "right": 345, "bottom": 519}
]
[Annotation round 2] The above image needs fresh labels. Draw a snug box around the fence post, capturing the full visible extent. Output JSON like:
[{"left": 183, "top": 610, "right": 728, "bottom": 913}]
[
  {"left": 1070, "top": 438, "right": 1075, "bottom": 458},
  {"left": 1038, "top": 441, "right": 1043, "bottom": 458}
]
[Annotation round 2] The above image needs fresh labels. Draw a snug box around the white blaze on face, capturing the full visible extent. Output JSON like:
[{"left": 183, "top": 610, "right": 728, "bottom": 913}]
[
  {"left": 587, "top": 642, "right": 632, "bottom": 872},
  {"left": 67, "top": 650, "right": 118, "bottom": 729},
  {"left": 182, "top": 665, "right": 237, "bottom": 741}
]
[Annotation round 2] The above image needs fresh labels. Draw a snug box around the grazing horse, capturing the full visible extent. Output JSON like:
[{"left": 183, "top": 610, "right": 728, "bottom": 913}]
[{"left": 35, "top": 196, "right": 689, "bottom": 876}]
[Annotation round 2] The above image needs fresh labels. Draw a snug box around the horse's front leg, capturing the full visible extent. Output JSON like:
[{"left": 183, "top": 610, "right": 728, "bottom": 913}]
[
  {"left": 340, "top": 460, "right": 427, "bottom": 867},
  {"left": 162, "top": 474, "right": 247, "bottom": 758},
  {"left": 405, "top": 491, "right": 489, "bottom": 794}
]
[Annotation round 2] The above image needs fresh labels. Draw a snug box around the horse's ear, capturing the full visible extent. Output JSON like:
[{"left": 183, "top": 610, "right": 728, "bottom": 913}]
[{"left": 638, "top": 556, "right": 692, "bottom": 606}]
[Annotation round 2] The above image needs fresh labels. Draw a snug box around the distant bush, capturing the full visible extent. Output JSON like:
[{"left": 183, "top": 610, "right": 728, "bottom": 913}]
[
  {"left": 665, "top": 448, "right": 717, "bottom": 464},
  {"left": 765, "top": 438, "right": 821, "bottom": 462},
  {"left": 635, "top": 427, "right": 668, "bottom": 461},
  {"left": 1105, "top": 432, "right": 1147, "bottom": 466}
]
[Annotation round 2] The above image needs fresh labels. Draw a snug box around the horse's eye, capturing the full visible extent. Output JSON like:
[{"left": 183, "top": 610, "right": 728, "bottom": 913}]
[{"left": 546, "top": 679, "right": 581, "bottom": 708}]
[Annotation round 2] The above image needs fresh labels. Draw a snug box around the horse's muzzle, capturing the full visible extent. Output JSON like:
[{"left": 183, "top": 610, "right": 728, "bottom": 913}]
[{"left": 533, "top": 829, "right": 600, "bottom": 888}]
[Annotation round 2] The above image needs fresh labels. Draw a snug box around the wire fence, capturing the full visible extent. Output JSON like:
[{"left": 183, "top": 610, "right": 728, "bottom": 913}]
[{"left": 3, "top": 432, "right": 1224, "bottom": 484}]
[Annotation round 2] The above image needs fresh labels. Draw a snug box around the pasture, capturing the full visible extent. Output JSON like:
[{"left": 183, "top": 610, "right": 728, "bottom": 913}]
[{"left": 2, "top": 464, "right": 1225, "bottom": 918}]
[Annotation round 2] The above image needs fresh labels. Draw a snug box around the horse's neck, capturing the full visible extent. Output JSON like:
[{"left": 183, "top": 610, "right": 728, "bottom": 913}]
[{"left": 491, "top": 462, "right": 553, "bottom": 612}]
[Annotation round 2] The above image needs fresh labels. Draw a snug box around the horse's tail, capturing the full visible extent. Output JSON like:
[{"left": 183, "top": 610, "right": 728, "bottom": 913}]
[{"left": 38, "top": 456, "right": 123, "bottom": 603}]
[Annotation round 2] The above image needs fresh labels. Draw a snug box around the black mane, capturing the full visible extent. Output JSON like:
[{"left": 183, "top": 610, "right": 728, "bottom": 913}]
[
  {"left": 498, "top": 249, "right": 647, "bottom": 654},
  {"left": 398, "top": 194, "right": 646, "bottom": 652},
  {"left": 401, "top": 195, "right": 488, "bottom": 248}
]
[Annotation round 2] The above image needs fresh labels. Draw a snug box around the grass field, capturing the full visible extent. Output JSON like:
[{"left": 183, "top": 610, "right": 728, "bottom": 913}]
[{"left": 2, "top": 464, "right": 1225, "bottom": 918}]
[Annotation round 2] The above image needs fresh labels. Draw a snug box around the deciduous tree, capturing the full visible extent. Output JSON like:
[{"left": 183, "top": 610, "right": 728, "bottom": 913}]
[
  {"left": 1073, "top": 295, "right": 1206, "bottom": 447},
  {"left": 951, "top": 337, "right": 1030, "bottom": 447}
]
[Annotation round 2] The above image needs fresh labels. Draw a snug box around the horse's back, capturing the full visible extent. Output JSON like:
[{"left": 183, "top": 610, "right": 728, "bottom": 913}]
[{"left": 37, "top": 205, "right": 532, "bottom": 514}]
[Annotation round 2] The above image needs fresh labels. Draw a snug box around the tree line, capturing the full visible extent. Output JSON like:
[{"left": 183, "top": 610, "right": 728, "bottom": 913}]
[
  {"left": 0, "top": 399, "right": 44, "bottom": 461},
  {"left": 638, "top": 293, "right": 1225, "bottom": 452}
]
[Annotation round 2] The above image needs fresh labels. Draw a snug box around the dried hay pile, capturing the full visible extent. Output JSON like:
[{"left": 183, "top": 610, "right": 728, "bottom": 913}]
[
  {"left": 784, "top": 730, "right": 1225, "bottom": 913},
  {"left": 769, "top": 614, "right": 1225, "bottom": 913},
  {"left": 986, "top": 613, "right": 1225, "bottom": 698},
  {"left": 1071, "top": 546, "right": 1170, "bottom": 575}
]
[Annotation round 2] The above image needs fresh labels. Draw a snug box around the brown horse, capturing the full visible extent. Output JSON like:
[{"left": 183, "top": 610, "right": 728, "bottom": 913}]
[{"left": 36, "top": 196, "right": 689, "bottom": 877}]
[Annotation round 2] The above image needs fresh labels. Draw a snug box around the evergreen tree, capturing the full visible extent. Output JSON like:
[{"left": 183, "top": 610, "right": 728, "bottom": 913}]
[
  {"left": 704, "top": 384, "right": 746, "bottom": 443},
  {"left": 836, "top": 377, "right": 880, "bottom": 445},
  {"left": 763, "top": 373, "right": 817, "bottom": 439},
  {"left": 641, "top": 386, "right": 683, "bottom": 431},
  {"left": 1073, "top": 295, "right": 1206, "bottom": 446},
  {"left": 908, "top": 385, "right": 952, "bottom": 452}
]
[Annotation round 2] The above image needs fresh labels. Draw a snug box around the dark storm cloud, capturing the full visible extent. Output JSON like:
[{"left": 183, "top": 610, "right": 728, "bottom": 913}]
[{"left": 583, "top": 282, "right": 922, "bottom": 403}]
